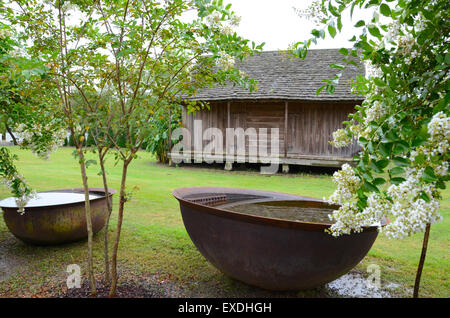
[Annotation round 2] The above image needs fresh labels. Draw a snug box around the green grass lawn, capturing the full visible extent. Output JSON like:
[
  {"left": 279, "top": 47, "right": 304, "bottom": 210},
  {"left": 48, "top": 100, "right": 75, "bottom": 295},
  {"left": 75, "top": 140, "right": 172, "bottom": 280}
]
[{"left": 0, "top": 146, "right": 448, "bottom": 297}]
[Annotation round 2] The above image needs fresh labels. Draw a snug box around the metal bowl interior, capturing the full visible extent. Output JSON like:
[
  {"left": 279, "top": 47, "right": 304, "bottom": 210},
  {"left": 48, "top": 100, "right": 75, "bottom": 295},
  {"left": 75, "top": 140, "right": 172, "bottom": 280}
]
[
  {"left": 173, "top": 186, "right": 383, "bottom": 291},
  {"left": 1, "top": 188, "right": 116, "bottom": 245}
]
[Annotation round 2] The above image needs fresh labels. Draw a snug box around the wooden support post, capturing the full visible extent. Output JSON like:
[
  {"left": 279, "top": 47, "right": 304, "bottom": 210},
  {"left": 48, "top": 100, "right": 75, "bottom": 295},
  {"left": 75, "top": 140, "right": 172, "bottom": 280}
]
[
  {"left": 226, "top": 101, "right": 231, "bottom": 163},
  {"left": 227, "top": 101, "right": 231, "bottom": 129},
  {"left": 224, "top": 162, "right": 233, "bottom": 171},
  {"left": 282, "top": 164, "right": 289, "bottom": 174},
  {"left": 284, "top": 101, "right": 288, "bottom": 158}
]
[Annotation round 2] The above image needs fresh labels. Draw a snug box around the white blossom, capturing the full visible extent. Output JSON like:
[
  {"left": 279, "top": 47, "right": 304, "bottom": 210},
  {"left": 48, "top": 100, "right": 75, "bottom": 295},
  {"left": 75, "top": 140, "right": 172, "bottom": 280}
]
[
  {"left": 294, "top": 1, "right": 327, "bottom": 26},
  {"left": 230, "top": 14, "right": 241, "bottom": 27},
  {"left": 0, "top": 29, "right": 12, "bottom": 39},
  {"left": 216, "top": 51, "right": 235, "bottom": 71},
  {"left": 326, "top": 164, "right": 361, "bottom": 205},
  {"left": 15, "top": 124, "right": 67, "bottom": 160},
  {"left": 330, "top": 128, "right": 352, "bottom": 148}
]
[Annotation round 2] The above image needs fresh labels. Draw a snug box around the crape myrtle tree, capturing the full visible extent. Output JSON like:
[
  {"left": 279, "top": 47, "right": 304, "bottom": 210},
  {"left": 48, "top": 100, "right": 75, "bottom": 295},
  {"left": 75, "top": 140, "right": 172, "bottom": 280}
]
[
  {"left": 292, "top": 0, "right": 449, "bottom": 297},
  {"left": 0, "top": 22, "right": 66, "bottom": 213},
  {"left": 2, "top": 0, "right": 262, "bottom": 296},
  {"left": 82, "top": 0, "right": 262, "bottom": 297}
]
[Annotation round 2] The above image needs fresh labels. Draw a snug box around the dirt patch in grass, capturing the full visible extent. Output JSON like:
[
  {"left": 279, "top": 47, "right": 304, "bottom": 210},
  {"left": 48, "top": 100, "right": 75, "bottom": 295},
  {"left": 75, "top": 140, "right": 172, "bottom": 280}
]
[
  {"left": 182, "top": 269, "right": 400, "bottom": 298},
  {"left": 59, "top": 279, "right": 156, "bottom": 298},
  {"left": 46, "top": 271, "right": 185, "bottom": 298},
  {"left": 0, "top": 237, "right": 25, "bottom": 283}
]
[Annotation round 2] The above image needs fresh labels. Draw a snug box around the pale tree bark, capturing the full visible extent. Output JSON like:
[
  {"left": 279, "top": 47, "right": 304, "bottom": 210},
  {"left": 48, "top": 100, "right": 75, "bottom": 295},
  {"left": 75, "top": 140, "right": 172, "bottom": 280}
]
[
  {"left": 5, "top": 124, "right": 18, "bottom": 145},
  {"left": 98, "top": 149, "right": 112, "bottom": 284},
  {"left": 413, "top": 223, "right": 431, "bottom": 298},
  {"left": 109, "top": 158, "right": 130, "bottom": 297},
  {"left": 75, "top": 140, "right": 97, "bottom": 295},
  {"left": 56, "top": 2, "right": 97, "bottom": 293}
]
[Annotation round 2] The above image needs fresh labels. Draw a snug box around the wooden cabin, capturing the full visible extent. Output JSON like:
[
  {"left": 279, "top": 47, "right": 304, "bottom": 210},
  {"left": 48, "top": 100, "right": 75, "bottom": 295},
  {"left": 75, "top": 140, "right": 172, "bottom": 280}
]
[{"left": 178, "top": 50, "right": 364, "bottom": 171}]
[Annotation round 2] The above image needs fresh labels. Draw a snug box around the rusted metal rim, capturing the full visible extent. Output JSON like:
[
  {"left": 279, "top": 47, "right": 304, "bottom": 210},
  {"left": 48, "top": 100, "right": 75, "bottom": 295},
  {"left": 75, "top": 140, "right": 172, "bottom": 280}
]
[
  {"left": 0, "top": 188, "right": 117, "bottom": 211},
  {"left": 173, "top": 187, "right": 386, "bottom": 232}
]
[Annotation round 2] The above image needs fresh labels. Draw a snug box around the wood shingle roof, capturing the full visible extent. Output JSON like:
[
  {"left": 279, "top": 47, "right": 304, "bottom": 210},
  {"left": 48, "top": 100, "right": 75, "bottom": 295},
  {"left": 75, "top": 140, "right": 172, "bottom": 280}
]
[{"left": 188, "top": 49, "right": 365, "bottom": 102}]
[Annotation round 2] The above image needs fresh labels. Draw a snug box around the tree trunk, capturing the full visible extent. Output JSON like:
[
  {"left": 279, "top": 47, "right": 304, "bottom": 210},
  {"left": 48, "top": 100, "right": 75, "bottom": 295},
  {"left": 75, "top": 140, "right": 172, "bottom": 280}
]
[
  {"left": 413, "top": 223, "right": 431, "bottom": 298},
  {"left": 109, "top": 159, "right": 129, "bottom": 297},
  {"left": 168, "top": 106, "right": 172, "bottom": 156},
  {"left": 5, "top": 125, "right": 18, "bottom": 145},
  {"left": 98, "top": 150, "right": 112, "bottom": 284},
  {"left": 78, "top": 148, "right": 97, "bottom": 295}
]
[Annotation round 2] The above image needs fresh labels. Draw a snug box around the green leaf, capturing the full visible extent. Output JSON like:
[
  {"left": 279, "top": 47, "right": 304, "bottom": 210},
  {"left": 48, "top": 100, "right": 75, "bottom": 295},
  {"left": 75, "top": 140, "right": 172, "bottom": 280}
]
[
  {"left": 423, "top": 166, "right": 438, "bottom": 182},
  {"left": 390, "top": 177, "right": 406, "bottom": 185},
  {"left": 357, "top": 198, "right": 368, "bottom": 210},
  {"left": 380, "top": 3, "right": 391, "bottom": 17},
  {"left": 393, "top": 141, "right": 409, "bottom": 155},
  {"left": 316, "top": 84, "right": 326, "bottom": 95},
  {"left": 436, "top": 180, "right": 446, "bottom": 189},
  {"left": 379, "top": 142, "right": 393, "bottom": 157},
  {"left": 354, "top": 20, "right": 365, "bottom": 27},
  {"left": 390, "top": 167, "right": 405, "bottom": 175},
  {"left": 414, "top": 153, "right": 426, "bottom": 165},
  {"left": 337, "top": 16, "right": 343, "bottom": 32},
  {"left": 326, "top": 84, "right": 335, "bottom": 94},
  {"left": 339, "top": 48, "right": 349, "bottom": 55},
  {"left": 373, "top": 177, "right": 386, "bottom": 186},
  {"left": 368, "top": 24, "right": 382, "bottom": 39},
  {"left": 419, "top": 191, "right": 431, "bottom": 202},
  {"left": 373, "top": 77, "right": 385, "bottom": 87},
  {"left": 328, "top": 2, "right": 340, "bottom": 17},
  {"left": 328, "top": 25, "right": 337, "bottom": 38},
  {"left": 445, "top": 53, "right": 450, "bottom": 65},
  {"left": 359, "top": 137, "right": 369, "bottom": 146},
  {"left": 370, "top": 160, "right": 383, "bottom": 173},
  {"left": 330, "top": 63, "right": 345, "bottom": 69},
  {"left": 376, "top": 159, "right": 389, "bottom": 169},
  {"left": 363, "top": 181, "right": 379, "bottom": 193},
  {"left": 393, "top": 157, "right": 410, "bottom": 167}
]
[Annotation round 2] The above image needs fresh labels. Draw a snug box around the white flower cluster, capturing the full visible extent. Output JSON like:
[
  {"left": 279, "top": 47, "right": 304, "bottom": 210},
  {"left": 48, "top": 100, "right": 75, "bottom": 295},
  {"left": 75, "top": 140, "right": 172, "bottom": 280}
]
[
  {"left": 294, "top": 1, "right": 327, "bottom": 26},
  {"left": 365, "top": 100, "right": 386, "bottom": 124},
  {"left": 0, "top": 173, "right": 36, "bottom": 214},
  {"left": 230, "top": 14, "right": 241, "bottom": 27},
  {"left": 327, "top": 164, "right": 442, "bottom": 238},
  {"left": 327, "top": 164, "right": 362, "bottom": 205},
  {"left": 365, "top": 61, "right": 383, "bottom": 79},
  {"left": 15, "top": 124, "right": 67, "bottom": 160},
  {"left": 386, "top": 21, "right": 401, "bottom": 44},
  {"left": 207, "top": 11, "right": 222, "bottom": 28},
  {"left": 396, "top": 32, "right": 418, "bottom": 65},
  {"left": 326, "top": 202, "right": 362, "bottom": 236},
  {"left": 385, "top": 17, "right": 423, "bottom": 65},
  {"left": 414, "top": 13, "right": 427, "bottom": 33},
  {"left": 330, "top": 128, "right": 352, "bottom": 148},
  {"left": 0, "top": 29, "right": 12, "bottom": 40},
  {"left": 206, "top": 11, "right": 240, "bottom": 36},
  {"left": 327, "top": 112, "right": 449, "bottom": 239},
  {"left": 427, "top": 111, "right": 449, "bottom": 155},
  {"left": 435, "top": 161, "right": 448, "bottom": 177},
  {"left": 216, "top": 51, "right": 235, "bottom": 71},
  {"left": 222, "top": 25, "right": 233, "bottom": 36},
  {"left": 382, "top": 169, "right": 442, "bottom": 238}
]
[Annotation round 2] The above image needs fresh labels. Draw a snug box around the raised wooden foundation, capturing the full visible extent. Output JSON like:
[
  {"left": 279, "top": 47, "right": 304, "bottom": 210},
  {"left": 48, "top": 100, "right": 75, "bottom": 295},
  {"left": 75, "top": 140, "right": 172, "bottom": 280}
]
[{"left": 169, "top": 152, "right": 353, "bottom": 168}]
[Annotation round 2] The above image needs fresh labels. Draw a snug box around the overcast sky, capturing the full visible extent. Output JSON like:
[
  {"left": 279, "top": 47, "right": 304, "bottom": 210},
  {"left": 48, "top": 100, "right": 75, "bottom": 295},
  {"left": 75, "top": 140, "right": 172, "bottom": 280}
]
[{"left": 225, "top": 0, "right": 372, "bottom": 51}]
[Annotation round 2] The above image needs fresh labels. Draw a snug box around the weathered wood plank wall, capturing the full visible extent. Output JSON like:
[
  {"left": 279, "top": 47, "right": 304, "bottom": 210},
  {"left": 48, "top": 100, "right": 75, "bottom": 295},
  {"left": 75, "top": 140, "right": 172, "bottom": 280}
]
[{"left": 182, "top": 100, "right": 360, "bottom": 161}]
